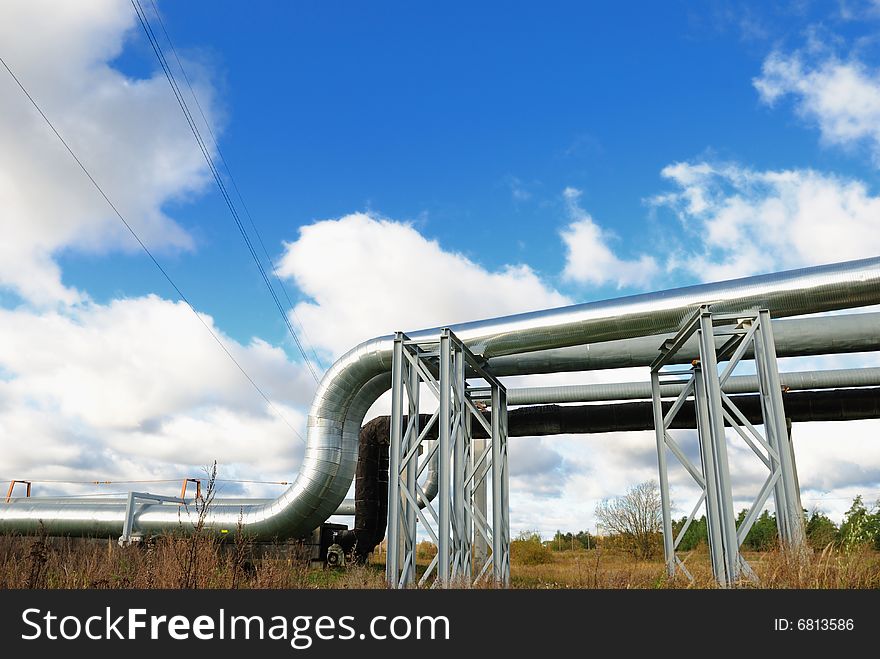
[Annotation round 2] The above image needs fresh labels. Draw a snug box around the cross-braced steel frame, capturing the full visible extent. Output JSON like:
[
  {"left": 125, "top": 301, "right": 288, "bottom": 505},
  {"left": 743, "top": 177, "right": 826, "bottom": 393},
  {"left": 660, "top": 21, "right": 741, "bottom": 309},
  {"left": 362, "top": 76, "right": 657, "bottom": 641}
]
[
  {"left": 386, "top": 328, "right": 510, "bottom": 588},
  {"left": 651, "top": 307, "right": 805, "bottom": 587}
]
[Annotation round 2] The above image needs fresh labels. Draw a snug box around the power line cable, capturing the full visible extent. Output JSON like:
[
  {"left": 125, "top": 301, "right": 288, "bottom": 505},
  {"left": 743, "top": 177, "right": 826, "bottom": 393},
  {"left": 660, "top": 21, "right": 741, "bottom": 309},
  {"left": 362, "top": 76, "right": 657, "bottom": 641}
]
[
  {"left": 130, "top": 0, "right": 315, "bottom": 379},
  {"left": 803, "top": 493, "right": 880, "bottom": 502},
  {"left": 146, "top": 0, "right": 325, "bottom": 372},
  {"left": 131, "top": 0, "right": 321, "bottom": 383},
  {"left": 0, "top": 53, "right": 305, "bottom": 445}
]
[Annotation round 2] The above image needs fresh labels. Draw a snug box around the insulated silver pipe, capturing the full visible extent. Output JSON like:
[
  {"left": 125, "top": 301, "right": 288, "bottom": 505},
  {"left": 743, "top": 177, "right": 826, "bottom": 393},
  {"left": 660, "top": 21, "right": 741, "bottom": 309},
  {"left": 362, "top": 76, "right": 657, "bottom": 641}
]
[
  {"left": 341, "top": 316, "right": 880, "bottom": 516},
  {"left": 3, "top": 257, "right": 880, "bottom": 539},
  {"left": 336, "top": 367, "right": 880, "bottom": 515},
  {"left": 488, "top": 311, "right": 880, "bottom": 375},
  {"left": 1, "top": 497, "right": 273, "bottom": 506},
  {"left": 503, "top": 366, "right": 880, "bottom": 405},
  {"left": 25, "top": 362, "right": 875, "bottom": 516}
]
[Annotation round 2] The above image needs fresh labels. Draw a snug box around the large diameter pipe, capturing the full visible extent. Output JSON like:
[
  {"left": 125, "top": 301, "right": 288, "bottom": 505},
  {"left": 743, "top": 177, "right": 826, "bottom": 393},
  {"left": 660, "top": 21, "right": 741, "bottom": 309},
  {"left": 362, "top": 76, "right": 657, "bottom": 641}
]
[
  {"left": 488, "top": 387, "right": 880, "bottom": 436},
  {"left": 3, "top": 257, "right": 880, "bottom": 539},
  {"left": 325, "top": 386, "right": 880, "bottom": 550},
  {"left": 504, "top": 366, "right": 880, "bottom": 405},
  {"left": 343, "top": 365, "right": 878, "bottom": 517},
  {"left": 22, "top": 362, "right": 866, "bottom": 513},
  {"left": 488, "top": 311, "right": 880, "bottom": 375}
]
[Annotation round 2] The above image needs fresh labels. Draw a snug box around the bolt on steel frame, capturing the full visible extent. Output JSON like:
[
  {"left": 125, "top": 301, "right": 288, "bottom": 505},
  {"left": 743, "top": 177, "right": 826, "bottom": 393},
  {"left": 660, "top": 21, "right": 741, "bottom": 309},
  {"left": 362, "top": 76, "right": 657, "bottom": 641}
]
[
  {"left": 386, "top": 328, "right": 510, "bottom": 588},
  {"left": 651, "top": 307, "right": 805, "bottom": 587}
]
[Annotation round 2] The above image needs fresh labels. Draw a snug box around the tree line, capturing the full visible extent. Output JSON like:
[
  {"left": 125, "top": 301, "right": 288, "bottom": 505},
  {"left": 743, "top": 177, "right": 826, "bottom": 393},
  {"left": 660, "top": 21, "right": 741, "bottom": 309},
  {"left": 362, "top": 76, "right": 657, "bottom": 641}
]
[
  {"left": 541, "top": 482, "right": 880, "bottom": 559},
  {"left": 674, "top": 495, "right": 879, "bottom": 553}
]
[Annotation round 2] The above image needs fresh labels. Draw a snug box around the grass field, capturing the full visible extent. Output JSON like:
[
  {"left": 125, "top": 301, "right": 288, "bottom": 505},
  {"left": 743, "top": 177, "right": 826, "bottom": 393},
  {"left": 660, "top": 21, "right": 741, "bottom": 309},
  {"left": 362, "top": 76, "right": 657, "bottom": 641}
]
[
  {"left": 2, "top": 532, "right": 879, "bottom": 589},
  {"left": 505, "top": 546, "right": 880, "bottom": 588}
]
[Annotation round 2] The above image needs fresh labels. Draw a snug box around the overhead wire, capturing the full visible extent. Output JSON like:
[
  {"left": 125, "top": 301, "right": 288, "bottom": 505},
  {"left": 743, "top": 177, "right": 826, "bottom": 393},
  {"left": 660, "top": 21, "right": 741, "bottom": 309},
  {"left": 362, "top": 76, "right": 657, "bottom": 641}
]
[
  {"left": 802, "top": 493, "right": 880, "bottom": 502},
  {"left": 131, "top": 0, "right": 322, "bottom": 384},
  {"left": 0, "top": 53, "right": 305, "bottom": 445},
  {"left": 146, "top": 0, "right": 326, "bottom": 373}
]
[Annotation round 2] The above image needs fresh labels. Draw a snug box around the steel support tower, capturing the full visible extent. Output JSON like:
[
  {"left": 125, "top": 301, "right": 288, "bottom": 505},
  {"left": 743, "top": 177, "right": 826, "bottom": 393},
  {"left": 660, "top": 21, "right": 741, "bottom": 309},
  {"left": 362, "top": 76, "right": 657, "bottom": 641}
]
[
  {"left": 651, "top": 307, "right": 805, "bottom": 586},
  {"left": 386, "top": 328, "right": 510, "bottom": 588}
]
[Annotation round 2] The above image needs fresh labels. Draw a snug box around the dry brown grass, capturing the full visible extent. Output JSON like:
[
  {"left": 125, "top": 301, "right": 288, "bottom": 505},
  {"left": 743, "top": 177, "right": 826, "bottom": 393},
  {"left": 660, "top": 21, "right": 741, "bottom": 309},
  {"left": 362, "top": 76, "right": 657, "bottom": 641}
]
[
  {"left": 0, "top": 532, "right": 385, "bottom": 589},
  {"left": 744, "top": 545, "right": 880, "bottom": 589},
  {"left": 1, "top": 532, "right": 878, "bottom": 589},
  {"left": 509, "top": 545, "right": 880, "bottom": 589}
]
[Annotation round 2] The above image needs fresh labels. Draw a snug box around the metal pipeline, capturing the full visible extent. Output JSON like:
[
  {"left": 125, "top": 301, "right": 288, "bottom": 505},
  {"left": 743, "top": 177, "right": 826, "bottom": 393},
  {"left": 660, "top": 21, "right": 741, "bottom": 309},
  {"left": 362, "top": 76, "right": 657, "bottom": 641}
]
[
  {"left": 18, "top": 361, "right": 874, "bottom": 515},
  {"left": 358, "top": 366, "right": 880, "bottom": 520},
  {"left": 485, "top": 387, "right": 880, "bottom": 435},
  {"left": 335, "top": 416, "right": 390, "bottom": 561},
  {"left": 502, "top": 366, "right": 880, "bottom": 405},
  {"left": 336, "top": 416, "right": 439, "bottom": 561},
  {"left": 341, "top": 366, "right": 880, "bottom": 521},
  {"left": 488, "top": 311, "right": 880, "bottom": 375},
  {"left": 2, "top": 257, "right": 880, "bottom": 539}
]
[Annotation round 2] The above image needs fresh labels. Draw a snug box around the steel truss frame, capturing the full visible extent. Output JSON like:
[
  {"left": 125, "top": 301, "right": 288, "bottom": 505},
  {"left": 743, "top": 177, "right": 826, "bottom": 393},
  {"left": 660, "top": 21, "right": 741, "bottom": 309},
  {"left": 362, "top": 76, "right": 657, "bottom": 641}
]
[
  {"left": 651, "top": 307, "right": 805, "bottom": 587},
  {"left": 386, "top": 328, "right": 510, "bottom": 588}
]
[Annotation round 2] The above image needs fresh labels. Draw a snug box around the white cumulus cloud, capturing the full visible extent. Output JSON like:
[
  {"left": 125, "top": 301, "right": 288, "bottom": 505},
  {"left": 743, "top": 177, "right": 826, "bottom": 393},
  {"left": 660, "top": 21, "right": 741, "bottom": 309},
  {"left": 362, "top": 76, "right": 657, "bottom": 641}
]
[
  {"left": 653, "top": 161, "right": 880, "bottom": 280},
  {"left": 0, "top": 296, "right": 313, "bottom": 497},
  {"left": 0, "top": 0, "right": 219, "bottom": 305},
  {"left": 0, "top": 1, "right": 310, "bottom": 499},
  {"left": 560, "top": 187, "right": 659, "bottom": 288},
  {"left": 276, "top": 212, "right": 570, "bottom": 357},
  {"left": 754, "top": 43, "right": 880, "bottom": 162}
]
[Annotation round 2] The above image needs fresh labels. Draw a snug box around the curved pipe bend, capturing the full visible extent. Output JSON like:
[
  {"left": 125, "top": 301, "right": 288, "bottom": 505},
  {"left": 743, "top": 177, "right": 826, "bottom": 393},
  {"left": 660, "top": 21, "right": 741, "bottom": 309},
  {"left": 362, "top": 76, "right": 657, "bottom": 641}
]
[{"left": 2, "top": 257, "right": 880, "bottom": 539}]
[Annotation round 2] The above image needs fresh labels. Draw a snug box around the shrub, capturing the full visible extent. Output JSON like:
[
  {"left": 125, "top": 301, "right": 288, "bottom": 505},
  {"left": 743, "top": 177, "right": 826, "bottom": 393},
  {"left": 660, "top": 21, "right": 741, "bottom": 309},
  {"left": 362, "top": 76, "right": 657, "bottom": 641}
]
[
  {"left": 510, "top": 531, "right": 553, "bottom": 566},
  {"left": 416, "top": 540, "right": 437, "bottom": 560}
]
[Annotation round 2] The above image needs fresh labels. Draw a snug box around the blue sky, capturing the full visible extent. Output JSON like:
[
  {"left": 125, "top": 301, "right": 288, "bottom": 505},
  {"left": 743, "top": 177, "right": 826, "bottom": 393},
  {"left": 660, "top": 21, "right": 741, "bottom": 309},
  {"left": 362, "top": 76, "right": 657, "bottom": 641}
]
[
  {"left": 58, "top": 1, "right": 880, "bottom": 346},
  {"left": 2, "top": 0, "right": 880, "bottom": 534}
]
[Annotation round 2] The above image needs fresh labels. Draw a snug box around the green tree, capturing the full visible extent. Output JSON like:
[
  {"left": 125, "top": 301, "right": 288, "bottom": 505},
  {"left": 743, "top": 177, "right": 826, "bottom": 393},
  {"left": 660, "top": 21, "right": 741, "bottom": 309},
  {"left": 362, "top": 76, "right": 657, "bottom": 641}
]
[
  {"left": 837, "top": 496, "right": 880, "bottom": 552},
  {"left": 675, "top": 509, "right": 780, "bottom": 552},
  {"left": 736, "top": 509, "right": 778, "bottom": 551},
  {"left": 672, "top": 515, "right": 708, "bottom": 552},
  {"left": 549, "top": 530, "right": 596, "bottom": 550},
  {"left": 805, "top": 510, "right": 838, "bottom": 550},
  {"left": 574, "top": 530, "right": 594, "bottom": 549},
  {"left": 510, "top": 530, "right": 553, "bottom": 565},
  {"left": 551, "top": 530, "right": 572, "bottom": 551}
]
